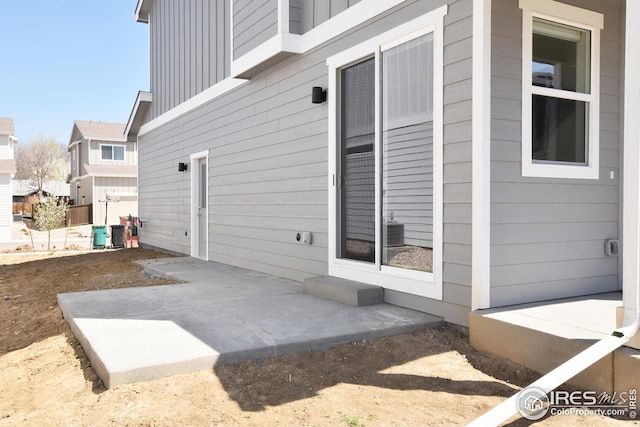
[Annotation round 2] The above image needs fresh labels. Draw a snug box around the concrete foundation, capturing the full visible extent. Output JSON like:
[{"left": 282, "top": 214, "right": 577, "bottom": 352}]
[{"left": 470, "top": 293, "right": 640, "bottom": 395}]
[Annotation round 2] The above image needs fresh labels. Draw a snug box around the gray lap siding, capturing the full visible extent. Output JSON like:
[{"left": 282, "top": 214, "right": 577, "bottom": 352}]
[
  {"left": 489, "top": 0, "right": 623, "bottom": 306},
  {"left": 138, "top": 0, "right": 474, "bottom": 325}
]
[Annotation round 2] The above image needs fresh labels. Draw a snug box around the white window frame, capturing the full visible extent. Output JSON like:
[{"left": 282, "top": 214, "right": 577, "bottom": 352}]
[
  {"left": 326, "top": 6, "right": 446, "bottom": 300},
  {"left": 520, "top": 0, "right": 603, "bottom": 179},
  {"left": 100, "top": 144, "right": 126, "bottom": 162}
]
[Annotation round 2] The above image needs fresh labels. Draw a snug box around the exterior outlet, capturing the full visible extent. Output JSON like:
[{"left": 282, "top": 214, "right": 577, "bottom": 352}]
[
  {"left": 605, "top": 239, "right": 619, "bottom": 256},
  {"left": 296, "top": 232, "right": 312, "bottom": 245}
]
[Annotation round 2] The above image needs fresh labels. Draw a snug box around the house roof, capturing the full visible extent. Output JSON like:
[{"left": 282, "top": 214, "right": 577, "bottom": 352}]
[
  {"left": 73, "top": 120, "right": 127, "bottom": 140},
  {"left": 12, "top": 180, "right": 70, "bottom": 197},
  {"left": 84, "top": 164, "right": 138, "bottom": 177},
  {"left": 0, "top": 159, "right": 16, "bottom": 173},
  {"left": 0, "top": 118, "right": 15, "bottom": 136}
]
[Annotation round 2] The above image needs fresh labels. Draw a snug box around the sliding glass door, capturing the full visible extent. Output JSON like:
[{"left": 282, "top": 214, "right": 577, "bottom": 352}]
[
  {"left": 381, "top": 33, "right": 435, "bottom": 273},
  {"left": 338, "top": 33, "right": 435, "bottom": 271},
  {"left": 330, "top": 18, "right": 443, "bottom": 297},
  {"left": 339, "top": 58, "right": 376, "bottom": 263}
]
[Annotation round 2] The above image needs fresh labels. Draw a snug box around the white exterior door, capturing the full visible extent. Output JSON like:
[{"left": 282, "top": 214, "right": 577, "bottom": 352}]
[{"left": 191, "top": 151, "right": 208, "bottom": 259}]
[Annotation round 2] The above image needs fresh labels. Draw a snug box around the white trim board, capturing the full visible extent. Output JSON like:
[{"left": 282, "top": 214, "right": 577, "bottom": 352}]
[
  {"left": 87, "top": 137, "right": 128, "bottom": 143},
  {"left": 138, "top": 78, "right": 249, "bottom": 137},
  {"left": 230, "top": 0, "right": 407, "bottom": 77},
  {"left": 471, "top": 0, "right": 492, "bottom": 310},
  {"left": 622, "top": 0, "right": 640, "bottom": 321},
  {"left": 74, "top": 172, "right": 138, "bottom": 180}
]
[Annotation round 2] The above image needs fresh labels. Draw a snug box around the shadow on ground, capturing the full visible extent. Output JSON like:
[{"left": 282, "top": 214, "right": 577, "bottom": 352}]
[{"left": 213, "top": 326, "right": 532, "bottom": 412}]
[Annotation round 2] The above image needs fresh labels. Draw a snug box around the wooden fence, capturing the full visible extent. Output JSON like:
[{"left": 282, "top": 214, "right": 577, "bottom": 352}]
[
  {"left": 67, "top": 204, "right": 93, "bottom": 225},
  {"left": 13, "top": 203, "right": 92, "bottom": 225},
  {"left": 12, "top": 202, "right": 32, "bottom": 215}
]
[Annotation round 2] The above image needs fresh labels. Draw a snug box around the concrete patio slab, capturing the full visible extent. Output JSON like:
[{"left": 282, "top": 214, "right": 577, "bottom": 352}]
[
  {"left": 59, "top": 257, "right": 443, "bottom": 389},
  {"left": 469, "top": 292, "right": 640, "bottom": 394}
]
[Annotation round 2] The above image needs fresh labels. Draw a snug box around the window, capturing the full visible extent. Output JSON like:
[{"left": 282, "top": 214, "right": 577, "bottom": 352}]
[
  {"left": 327, "top": 7, "right": 445, "bottom": 299},
  {"left": 100, "top": 144, "right": 125, "bottom": 162},
  {"left": 520, "top": 0, "right": 603, "bottom": 179}
]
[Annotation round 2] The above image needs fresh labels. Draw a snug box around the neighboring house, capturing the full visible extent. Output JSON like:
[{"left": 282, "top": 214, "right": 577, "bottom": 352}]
[
  {"left": 12, "top": 180, "right": 71, "bottom": 216},
  {"left": 0, "top": 118, "right": 17, "bottom": 241},
  {"left": 126, "top": 0, "right": 640, "bottom": 363},
  {"left": 68, "top": 120, "right": 138, "bottom": 225}
]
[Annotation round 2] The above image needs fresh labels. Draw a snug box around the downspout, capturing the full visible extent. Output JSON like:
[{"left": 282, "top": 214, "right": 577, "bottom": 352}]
[
  {"left": 467, "top": 323, "right": 639, "bottom": 426},
  {"left": 469, "top": 1, "right": 640, "bottom": 424}
]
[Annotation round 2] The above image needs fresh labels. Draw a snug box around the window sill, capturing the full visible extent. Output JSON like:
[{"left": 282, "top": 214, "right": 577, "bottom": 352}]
[{"left": 522, "top": 162, "right": 599, "bottom": 180}]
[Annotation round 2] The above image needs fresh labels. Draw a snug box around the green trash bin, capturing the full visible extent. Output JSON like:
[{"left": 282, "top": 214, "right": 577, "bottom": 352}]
[{"left": 92, "top": 225, "right": 107, "bottom": 249}]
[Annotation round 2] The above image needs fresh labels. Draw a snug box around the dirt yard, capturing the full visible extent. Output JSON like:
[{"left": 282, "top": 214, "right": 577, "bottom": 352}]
[{"left": 0, "top": 249, "right": 637, "bottom": 426}]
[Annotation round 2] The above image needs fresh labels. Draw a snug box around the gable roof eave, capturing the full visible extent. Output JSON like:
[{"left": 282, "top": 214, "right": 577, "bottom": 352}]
[
  {"left": 68, "top": 122, "right": 82, "bottom": 148},
  {"left": 125, "top": 91, "right": 153, "bottom": 140},
  {"left": 134, "top": 0, "right": 152, "bottom": 23}
]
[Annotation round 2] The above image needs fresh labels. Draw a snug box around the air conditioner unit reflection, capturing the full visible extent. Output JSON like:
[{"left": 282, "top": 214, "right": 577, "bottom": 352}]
[{"left": 533, "top": 72, "right": 554, "bottom": 88}]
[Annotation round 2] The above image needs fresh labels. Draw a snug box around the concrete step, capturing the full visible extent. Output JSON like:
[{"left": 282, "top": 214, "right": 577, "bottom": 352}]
[
  {"left": 469, "top": 293, "right": 640, "bottom": 395},
  {"left": 303, "top": 276, "right": 384, "bottom": 306}
]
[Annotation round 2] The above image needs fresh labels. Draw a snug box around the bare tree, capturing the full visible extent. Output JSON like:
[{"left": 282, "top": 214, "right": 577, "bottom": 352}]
[
  {"left": 15, "top": 136, "right": 69, "bottom": 191},
  {"left": 32, "top": 193, "right": 68, "bottom": 251}
]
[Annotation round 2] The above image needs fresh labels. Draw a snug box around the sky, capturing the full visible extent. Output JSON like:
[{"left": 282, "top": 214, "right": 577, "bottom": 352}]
[{"left": 0, "top": 0, "right": 149, "bottom": 145}]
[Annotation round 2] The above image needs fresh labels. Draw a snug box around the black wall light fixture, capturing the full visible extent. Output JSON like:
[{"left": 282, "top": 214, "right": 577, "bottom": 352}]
[
  {"left": 178, "top": 162, "right": 188, "bottom": 172},
  {"left": 311, "top": 86, "right": 327, "bottom": 104}
]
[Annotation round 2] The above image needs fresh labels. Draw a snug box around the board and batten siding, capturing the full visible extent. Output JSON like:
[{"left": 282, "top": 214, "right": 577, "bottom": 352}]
[
  {"left": 289, "top": 0, "right": 302, "bottom": 34},
  {"left": 138, "top": 0, "right": 474, "bottom": 326},
  {"left": 489, "top": 0, "right": 622, "bottom": 307},
  {"left": 146, "top": 0, "right": 400, "bottom": 120},
  {"left": 94, "top": 177, "right": 138, "bottom": 225},
  {"left": 94, "top": 177, "right": 138, "bottom": 196},
  {"left": 148, "top": 0, "right": 230, "bottom": 120},
  {"left": 299, "top": 0, "right": 362, "bottom": 33},
  {"left": 233, "top": 0, "right": 278, "bottom": 59}
]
